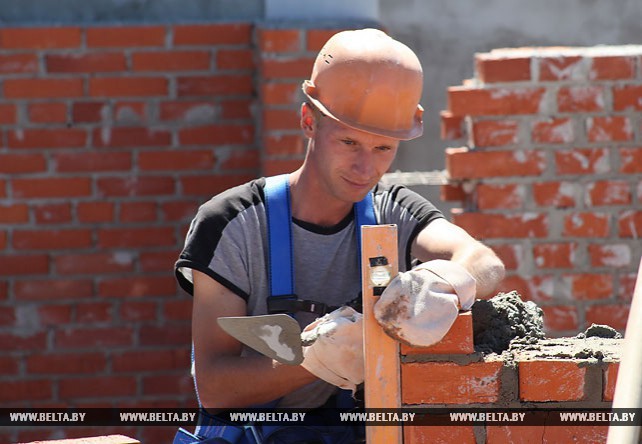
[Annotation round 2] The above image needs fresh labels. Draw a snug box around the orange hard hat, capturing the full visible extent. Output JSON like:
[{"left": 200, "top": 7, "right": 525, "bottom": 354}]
[{"left": 303, "top": 28, "right": 424, "bottom": 140}]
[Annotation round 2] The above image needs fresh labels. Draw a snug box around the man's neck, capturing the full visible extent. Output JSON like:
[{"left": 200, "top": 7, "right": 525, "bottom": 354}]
[{"left": 288, "top": 168, "right": 353, "bottom": 227}]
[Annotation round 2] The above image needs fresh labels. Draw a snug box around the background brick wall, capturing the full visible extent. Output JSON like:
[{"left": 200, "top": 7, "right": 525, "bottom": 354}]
[{"left": 441, "top": 47, "right": 642, "bottom": 337}]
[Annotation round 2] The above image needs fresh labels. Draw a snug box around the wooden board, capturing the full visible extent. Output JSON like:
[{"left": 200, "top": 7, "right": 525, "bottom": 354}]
[{"left": 361, "top": 224, "right": 402, "bottom": 444}]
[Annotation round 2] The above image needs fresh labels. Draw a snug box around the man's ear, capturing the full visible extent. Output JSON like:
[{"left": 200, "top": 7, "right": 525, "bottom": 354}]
[{"left": 300, "top": 102, "right": 316, "bottom": 137}]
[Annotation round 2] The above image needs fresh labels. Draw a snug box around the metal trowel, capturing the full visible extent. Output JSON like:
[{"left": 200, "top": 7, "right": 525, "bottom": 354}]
[{"left": 217, "top": 314, "right": 304, "bottom": 365}]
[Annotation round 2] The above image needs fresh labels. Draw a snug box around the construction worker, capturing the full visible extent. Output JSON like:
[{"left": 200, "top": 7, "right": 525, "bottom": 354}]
[{"left": 174, "top": 28, "right": 505, "bottom": 443}]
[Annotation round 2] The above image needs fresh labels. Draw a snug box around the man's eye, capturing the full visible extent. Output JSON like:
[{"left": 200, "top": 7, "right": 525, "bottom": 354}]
[
  {"left": 376, "top": 146, "right": 392, "bottom": 152},
  {"left": 341, "top": 139, "right": 355, "bottom": 145}
]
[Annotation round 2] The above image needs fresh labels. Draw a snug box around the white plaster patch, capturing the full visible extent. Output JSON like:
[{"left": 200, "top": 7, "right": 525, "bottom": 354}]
[
  {"left": 257, "top": 324, "right": 295, "bottom": 361},
  {"left": 599, "top": 245, "right": 631, "bottom": 267}
]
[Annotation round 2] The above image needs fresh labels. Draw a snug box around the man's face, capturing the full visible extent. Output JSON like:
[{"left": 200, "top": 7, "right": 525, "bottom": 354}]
[{"left": 303, "top": 106, "right": 400, "bottom": 204}]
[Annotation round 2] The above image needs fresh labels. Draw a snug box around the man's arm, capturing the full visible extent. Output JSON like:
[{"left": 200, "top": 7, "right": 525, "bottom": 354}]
[
  {"left": 192, "top": 270, "right": 317, "bottom": 408},
  {"left": 410, "top": 218, "right": 505, "bottom": 298}
]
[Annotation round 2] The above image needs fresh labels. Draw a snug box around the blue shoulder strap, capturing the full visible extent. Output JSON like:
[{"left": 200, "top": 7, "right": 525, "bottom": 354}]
[{"left": 264, "top": 174, "right": 376, "bottom": 298}]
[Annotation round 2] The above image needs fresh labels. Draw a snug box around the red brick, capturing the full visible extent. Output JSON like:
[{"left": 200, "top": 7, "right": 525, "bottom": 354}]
[
  {"left": 497, "top": 275, "right": 554, "bottom": 303},
  {"left": 585, "top": 304, "right": 629, "bottom": 330},
  {"left": 541, "top": 305, "right": 579, "bottom": 332},
  {"left": 519, "top": 360, "right": 585, "bottom": 401},
  {"left": 261, "top": 57, "right": 316, "bottom": 80},
  {"left": 89, "top": 77, "right": 168, "bottom": 97},
  {"left": 446, "top": 147, "right": 545, "bottom": 179},
  {"left": 120, "top": 300, "right": 158, "bottom": 321},
  {"left": 586, "top": 180, "right": 631, "bottom": 206},
  {"left": 440, "top": 183, "right": 467, "bottom": 203},
  {"left": 603, "top": 362, "right": 619, "bottom": 401},
  {"left": 263, "top": 108, "right": 300, "bottom": 131},
  {"left": 96, "top": 176, "right": 175, "bottom": 197},
  {"left": 490, "top": 244, "right": 522, "bottom": 271},
  {"left": 140, "top": 324, "right": 191, "bottom": 346},
  {"left": 160, "top": 202, "right": 199, "bottom": 223},
  {"left": 555, "top": 148, "right": 609, "bottom": 174},
  {"left": 27, "top": 353, "right": 106, "bottom": 374},
  {"left": 613, "top": 84, "right": 642, "bottom": 111},
  {"left": 140, "top": 251, "right": 179, "bottom": 273},
  {"left": 99, "top": 276, "right": 176, "bottom": 298},
  {"left": 98, "top": 227, "right": 176, "bottom": 248},
  {"left": 0, "top": 53, "right": 38, "bottom": 73},
  {"left": 14, "top": 278, "right": 93, "bottom": 301},
  {"left": 164, "top": 299, "right": 192, "bottom": 321},
  {"left": 565, "top": 273, "right": 614, "bottom": 300},
  {"left": 159, "top": 100, "right": 216, "bottom": 122},
  {"left": 119, "top": 201, "right": 157, "bottom": 222},
  {"left": 8, "top": 128, "right": 86, "bottom": 149},
  {"left": 402, "top": 361, "right": 503, "bottom": 404},
  {"left": 0, "top": 380, "right": 52, "bottom": 403},
  {"left": 132, "top": 50, "right": 210, "bottom": 71},
  {"left": 258, "top": 29, "right": 301, "bottom": 52},
  {"left": 591, "top": 56, "right": 636, "bottom": 80},
  {"left": 13, "top": 229, "right": 91, "bottom": 250},
  {"left": 620, "top": 147, "right": 642, "bottom": 173},
  {"left": 177, "top": 75, "right": 252, "bottom": 96},
  {"left": 532, "top": 181, "right": 576, "bottom": 208},
  {"left": 55, "top": 327, "right": 134, "bottom": 349},
  {"left": 401, "top": 311, "right": 474, "bottom": 355},
  {"left": 12, "top": 177, "right": 91, "bottom": 198},
  {"left": 76, "top": 302, "right": 113, "bottom": 323},
  {"left": 55, "top": 252, "right": 134, "bottom": 275},
  {"left": 0, "top": 232, "right": 5, "bottom": 250},
  {"left": 0, "top": 356, "right": 18, "bottom": 375},
  {"left": 440, "top": 110, "right": 464, "bottom": 140},
  {"left": 306, "top": 29, "right": 344, "bottom": 51},
  {"left": 72, "top": 101, "right": 108, "bottom": 123},
  {"left": 173, "top": 23, "right": 251, "bottom": 46},
  {"left": 34, "top": 203, "right": 72, "bottom": 224},
  {"left": 618, "top": 210, "right": 642, "bottom": 238},
  {"left": 539, "top": 55, "right": 583, "bottom": 81},
  {"left": 139, "top": 150, "right": 215, "bottom": 171},
  {"left": 557, "top": 86, "right": 605, "bottom": 112},
  {"left": 86, "top": 26, "right": 165, "bottom": 47},
  {"left": 471, "top": 119, "right": 518, "bottom": 147},
  {"left": 0, "top": 332, "right": 47, "bottom": 351},
  {"left": 406, "top": 425, "right": 476, "bottom": 443},
  {"left": 0, "top": 153, "right": 46, "bottom": 174},
  {"left": 28, "top": 102, "right": 67, "bottom": 123},
  {"left": 563, "top": 212, "right": 610, "bottom": 237},
  {"left": 451, "top": 211, "right": 548, "bottom": 239},
  {"left": 476, "top": 55, "right": 531, "bottom": 83},
  {"left": 113, "top": 349, "right": 190, "bottom": 373},
  {"left": 589, "top": 243, "right": 631, "bottom": 268},
  {"left": 179, "top": 124, "right": 254, "bottom": 146},
  {"left": 221, "top": 99, "right": 253, "bottom": 120},
  {"left": 263, "top": 158, "right": 304, "bottom": 176},
  {"left": 143, "top": 373, "right": 193, "bottom": 396},
  {"left": 59, "top": 376, "right": 137, "bottom": 399},
  {"left": 264, "top": 134, "right": 305, "bottom": 156},
  {"left": 0, "top": 306, "right": 15, "bottom": 326},
  {"left": 0, "top": 255, "right": 49, "bottom": 276},
  {"left": 220, "top": 149, "right": 260, "bottom": 171},
  {"left": 0, "top": 204, "right": 29, "bottom": 223},
  {"left": 0, "top": 103, "right": 17, "bottom": 124},
  {"left": 217, "top": 49, "right": 255, "bottom": 70},
  {"left": 531, "top": 117, "right": 574, "bottom": 144},
  {"left": 0, "top": 27, "right": 81, "bottom": 49},
  {"left": 46, "top": 52, "right": 126, "bottom": 73},
  {"left": 476, "top": 183, "right": 524, "bottom": 210},
  {"left": 587, "top": 116, "right": 633, "bottom": 142},
  {"left": 54, "top": 151, "right": 132, "bottom": 172},
  {"left": 448, "top": 86, "right": 545, "bottom": 116},
  {"left": 533, "top": 243, "right": 575, "bottom": 268},
  {"left": 488, "top": 425, "right": 607, "bottom": 444},
  {"left": 92, "top": 127, "right": 171, "bottom": 147},
  {"left": 38, "top": 304, "right": 73, "bottom": 326},
  {"left": 77, "top": 202, "right": 115, "bottom": 223},
  {"left": 618, "top": 273, "right": 637, "bottom": 301},
  {"left": 262, "top": 83, "right": 299, "bottom": 106},
  {"left": 180, "top": 174, "right": 255, "bottom": 196},
  {"left": 4, "top": 78, "right": 83, "bottom": 99}
]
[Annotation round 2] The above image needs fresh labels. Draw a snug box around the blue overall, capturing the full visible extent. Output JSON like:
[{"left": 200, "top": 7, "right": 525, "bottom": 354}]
[{"left": 173, "top": 174, "right": 375, "bottom": 444}]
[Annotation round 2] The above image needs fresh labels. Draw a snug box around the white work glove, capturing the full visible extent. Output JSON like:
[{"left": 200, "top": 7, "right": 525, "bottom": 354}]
[
  {"left": 374, "top": 259, "right": 476, "bottom": 347},
  {"left": 300, "top": 306, "right": 363, "bottom": 393}
]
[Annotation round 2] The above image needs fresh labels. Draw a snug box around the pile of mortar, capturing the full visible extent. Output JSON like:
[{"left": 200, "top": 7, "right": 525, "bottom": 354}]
[{"left": 471, "top": 291, "right": 622, "bottom": 356}]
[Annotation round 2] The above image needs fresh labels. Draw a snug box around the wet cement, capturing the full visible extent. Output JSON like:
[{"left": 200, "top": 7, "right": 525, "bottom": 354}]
[{"left": 472, "top": 291, "right": 546, "bottom": 354}]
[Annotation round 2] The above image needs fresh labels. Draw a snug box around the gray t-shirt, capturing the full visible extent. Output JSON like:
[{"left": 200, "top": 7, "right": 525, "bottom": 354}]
[{"left": 175, "top": 177, "right": 444, "bottom": 408}]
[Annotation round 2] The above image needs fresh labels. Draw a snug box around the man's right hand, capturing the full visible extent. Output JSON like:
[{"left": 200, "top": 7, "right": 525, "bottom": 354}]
[{"left": 300, "top": 306, "right": 364, "bottom": 392}]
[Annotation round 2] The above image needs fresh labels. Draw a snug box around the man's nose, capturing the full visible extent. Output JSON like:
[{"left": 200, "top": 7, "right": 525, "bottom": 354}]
[{"left": 353, "top": 150, "right": 376, "bottom": 178}]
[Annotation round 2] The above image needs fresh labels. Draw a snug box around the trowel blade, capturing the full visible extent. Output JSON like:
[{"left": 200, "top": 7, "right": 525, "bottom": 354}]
[{"left": 217, "top": 314, "right": 304, "bottom": 365}]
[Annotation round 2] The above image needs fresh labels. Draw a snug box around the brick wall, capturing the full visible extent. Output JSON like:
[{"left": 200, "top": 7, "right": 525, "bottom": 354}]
[
  {"left": 441, "top": 46, "right": 642, "bottom": 336},
  {"left": 0, "top": 22, "right": 354, "bottom": 443},
  {"left": 401, "top": 312, "right": 621, "bottom": 444}
]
